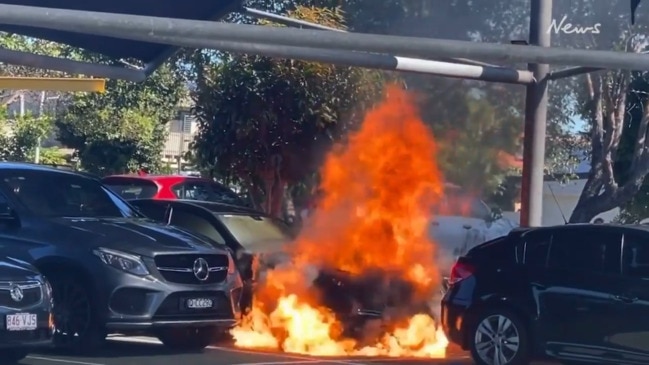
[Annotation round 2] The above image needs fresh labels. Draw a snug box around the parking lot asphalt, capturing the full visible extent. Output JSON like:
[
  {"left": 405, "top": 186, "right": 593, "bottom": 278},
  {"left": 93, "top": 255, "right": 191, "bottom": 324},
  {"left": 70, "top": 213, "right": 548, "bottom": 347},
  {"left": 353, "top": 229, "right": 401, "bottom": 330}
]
[
  {"left": 19, "top": 336, "right": 474, "bottom": 365},
  {"left": 17, "top": 336, "right": 562, "bottom": 365}
]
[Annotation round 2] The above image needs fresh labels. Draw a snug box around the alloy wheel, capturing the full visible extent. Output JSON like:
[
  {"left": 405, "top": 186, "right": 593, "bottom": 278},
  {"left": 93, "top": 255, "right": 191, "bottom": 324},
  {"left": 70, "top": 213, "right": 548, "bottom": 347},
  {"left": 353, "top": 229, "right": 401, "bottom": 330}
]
[{"left": 474, "top": 314, "right": 520, "bottom": 365}]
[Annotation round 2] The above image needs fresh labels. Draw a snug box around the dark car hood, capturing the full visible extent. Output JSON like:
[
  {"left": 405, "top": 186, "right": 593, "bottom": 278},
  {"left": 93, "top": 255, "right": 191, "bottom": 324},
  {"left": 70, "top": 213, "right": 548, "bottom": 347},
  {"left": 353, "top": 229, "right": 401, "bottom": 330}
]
[
  {"left": 0, "top": 256, "right": 41, "bottom": 281},
  {"left": 43, "top": 217, "right": 224, "bottom": 256}
]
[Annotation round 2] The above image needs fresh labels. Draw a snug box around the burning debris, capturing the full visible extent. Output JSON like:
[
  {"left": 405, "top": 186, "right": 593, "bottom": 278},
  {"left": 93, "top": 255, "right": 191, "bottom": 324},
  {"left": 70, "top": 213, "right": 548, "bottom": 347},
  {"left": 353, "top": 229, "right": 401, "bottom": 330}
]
[{"left": 230, "top": 85, "right": 449, "bottom": 358}]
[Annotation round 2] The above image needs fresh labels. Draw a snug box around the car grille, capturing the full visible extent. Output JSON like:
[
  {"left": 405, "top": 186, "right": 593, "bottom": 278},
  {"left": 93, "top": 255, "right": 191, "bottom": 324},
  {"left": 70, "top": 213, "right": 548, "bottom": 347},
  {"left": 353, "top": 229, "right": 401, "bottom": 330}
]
[
  {"left": 0, "top": 281, "right": 42, "bottom": 309},
  {"left": 154, "top": 254, "right": 229, "bottom": 284}
]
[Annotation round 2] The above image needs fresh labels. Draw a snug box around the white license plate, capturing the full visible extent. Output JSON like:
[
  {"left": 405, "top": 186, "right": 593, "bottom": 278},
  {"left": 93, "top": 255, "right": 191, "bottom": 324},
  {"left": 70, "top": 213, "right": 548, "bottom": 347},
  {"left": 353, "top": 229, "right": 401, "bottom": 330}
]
[
  {"left": 186, "top": 298, "right": 213, "bottom": 309},
  {"left": 6, "top": 313, "right": 37, "bottom": 331}
]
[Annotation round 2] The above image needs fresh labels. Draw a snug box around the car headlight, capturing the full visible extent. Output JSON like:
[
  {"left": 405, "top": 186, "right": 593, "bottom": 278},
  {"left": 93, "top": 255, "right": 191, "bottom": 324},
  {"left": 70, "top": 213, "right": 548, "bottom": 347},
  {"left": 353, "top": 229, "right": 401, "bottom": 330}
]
[
  {"left": 93, "top": 247, "right": 149, "bottom": 276},
  {"left": 43, "top": 278, "right": 52, "bottom": 298}
]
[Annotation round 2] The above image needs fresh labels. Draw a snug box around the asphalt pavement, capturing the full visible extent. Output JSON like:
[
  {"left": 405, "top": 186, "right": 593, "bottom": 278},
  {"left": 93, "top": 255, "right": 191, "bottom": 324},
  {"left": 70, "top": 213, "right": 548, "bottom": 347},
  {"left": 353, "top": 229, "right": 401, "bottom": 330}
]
[
  {"left": 17, "top": 336, "right": 561, "bottom": 365},
  {"left": 19, "top": 336, "right": 474, "bottom": 365}
]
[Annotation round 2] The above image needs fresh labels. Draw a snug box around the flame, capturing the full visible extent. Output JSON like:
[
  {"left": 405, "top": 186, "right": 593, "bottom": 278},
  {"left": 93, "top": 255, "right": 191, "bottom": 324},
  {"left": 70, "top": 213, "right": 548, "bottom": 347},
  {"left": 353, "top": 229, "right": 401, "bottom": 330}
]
[{"left": 231, "top": 85, "right": 449, "bottom": 358}]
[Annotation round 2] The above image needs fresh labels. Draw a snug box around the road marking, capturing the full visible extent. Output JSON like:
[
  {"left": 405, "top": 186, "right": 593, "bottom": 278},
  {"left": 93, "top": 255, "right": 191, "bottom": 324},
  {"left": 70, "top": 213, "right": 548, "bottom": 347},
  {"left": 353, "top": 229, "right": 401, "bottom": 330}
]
[{"left": 26, "top": 356, "right": 105, "bottom": 365}]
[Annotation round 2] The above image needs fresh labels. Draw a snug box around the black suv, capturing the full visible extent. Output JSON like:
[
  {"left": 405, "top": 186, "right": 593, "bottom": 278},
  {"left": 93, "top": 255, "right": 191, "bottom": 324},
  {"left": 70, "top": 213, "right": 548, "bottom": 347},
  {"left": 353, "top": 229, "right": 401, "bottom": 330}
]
[
  {"left": 0, "top": 163, "right": 243, "bottom": 352},
  {"left": 0, "top": 256, "right": 53, "bottom": 364},
  {"left": 441, "top": 224, "right": 649, "bottom": 365}
]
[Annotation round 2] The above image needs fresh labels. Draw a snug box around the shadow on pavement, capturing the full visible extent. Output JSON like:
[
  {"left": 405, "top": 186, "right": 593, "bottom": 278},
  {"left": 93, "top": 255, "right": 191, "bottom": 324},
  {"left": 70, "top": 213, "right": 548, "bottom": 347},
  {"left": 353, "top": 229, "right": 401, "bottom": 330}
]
[{"left": 35, "top": 340, "right": 200, "bottom": 358}]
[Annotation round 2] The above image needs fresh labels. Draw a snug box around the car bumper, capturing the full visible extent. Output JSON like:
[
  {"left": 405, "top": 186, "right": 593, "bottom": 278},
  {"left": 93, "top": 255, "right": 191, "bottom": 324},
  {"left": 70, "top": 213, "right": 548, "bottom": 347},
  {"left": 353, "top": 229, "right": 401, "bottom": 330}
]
[
  {"left": 0, "top": 310, "right": 54, "bottom": 348},
  {"left": 440, "top": 299, "right": 468, "bottom": 349},
  {"left": 100, "top": 269, "right": 243, "bottom": 332}
]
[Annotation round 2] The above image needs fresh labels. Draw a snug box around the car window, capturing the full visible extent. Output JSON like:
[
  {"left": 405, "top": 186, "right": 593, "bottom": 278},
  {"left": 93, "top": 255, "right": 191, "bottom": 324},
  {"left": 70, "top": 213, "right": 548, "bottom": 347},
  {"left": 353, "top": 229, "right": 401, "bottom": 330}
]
[
  {"left": 623, "top": 232, "right": 649, "bottom": 279},
  {"left": 548, "top": 229, "right": 621, "bottom": 274},
  {"left": 169, "top": 210, "right": 226, "bottom": 245},
  {"left": 523, "top": 231, "right": 552, "bottom": 268},
  {"left": 217, "top": 214, "right": 291, "bottom": 252},
  {"left": 103, "top": 180, "right": 158, "bottom": 200},
  {"left": 172, "top": 181, "right": 245, "bottom": 206},
  {"left": 0, "top": 170, "right": 139, "bottom": 218}
]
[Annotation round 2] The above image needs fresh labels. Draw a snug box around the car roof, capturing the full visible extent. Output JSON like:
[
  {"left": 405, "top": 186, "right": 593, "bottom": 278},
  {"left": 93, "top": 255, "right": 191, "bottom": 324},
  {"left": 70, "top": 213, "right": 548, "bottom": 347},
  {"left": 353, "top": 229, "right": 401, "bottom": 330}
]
[
  {"left": 135, "top": 198, "right": 266, "bottom": 216},
  {"left": 102, "top": 174, "right": 209, "bottom": 182},
  {"left": 0, "top": 162, "right": 97, "bottom": 179},
  {"left": 510, "top": 223, "right": 649, "bottom": 236}
]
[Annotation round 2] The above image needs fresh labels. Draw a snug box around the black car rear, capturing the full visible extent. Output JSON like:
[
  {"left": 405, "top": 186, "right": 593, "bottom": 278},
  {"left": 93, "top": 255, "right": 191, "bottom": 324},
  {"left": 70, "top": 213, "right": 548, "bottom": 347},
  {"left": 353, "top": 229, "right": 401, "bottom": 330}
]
[
  {"left": 442, "top": 224, "right": 649, "bottom": 365},
  {"left": 0, "top": 256, "right": 53, "bottom": 363}
]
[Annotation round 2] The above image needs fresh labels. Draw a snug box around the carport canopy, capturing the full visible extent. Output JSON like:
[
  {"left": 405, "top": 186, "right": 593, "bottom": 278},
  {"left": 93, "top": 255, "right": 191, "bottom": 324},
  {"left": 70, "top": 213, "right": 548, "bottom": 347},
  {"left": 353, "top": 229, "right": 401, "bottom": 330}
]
[{"left": 0, "top": 0, "right": 242, "bottom": 82}]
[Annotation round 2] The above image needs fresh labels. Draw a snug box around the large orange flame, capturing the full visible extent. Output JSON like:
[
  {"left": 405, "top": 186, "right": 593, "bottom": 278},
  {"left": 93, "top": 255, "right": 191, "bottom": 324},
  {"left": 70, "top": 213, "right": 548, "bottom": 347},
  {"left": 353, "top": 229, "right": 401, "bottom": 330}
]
[{"left": 231, "top": 85, "right": 449, "bottom": 357}]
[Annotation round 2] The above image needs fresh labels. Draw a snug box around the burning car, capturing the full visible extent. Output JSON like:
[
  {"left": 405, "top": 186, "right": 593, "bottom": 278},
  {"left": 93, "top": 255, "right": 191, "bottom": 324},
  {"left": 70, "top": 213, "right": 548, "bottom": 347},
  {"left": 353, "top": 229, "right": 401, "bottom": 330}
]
[{"left": 129, "top": 198, "right": 424, "bottom": 340}]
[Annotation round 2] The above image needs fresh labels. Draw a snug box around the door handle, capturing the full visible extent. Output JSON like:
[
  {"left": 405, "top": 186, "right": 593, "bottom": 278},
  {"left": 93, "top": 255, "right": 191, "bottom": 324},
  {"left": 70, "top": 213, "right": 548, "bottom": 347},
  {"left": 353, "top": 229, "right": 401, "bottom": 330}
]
[{"left": 612, "top": 294, "right": 638, "bottom": 303}]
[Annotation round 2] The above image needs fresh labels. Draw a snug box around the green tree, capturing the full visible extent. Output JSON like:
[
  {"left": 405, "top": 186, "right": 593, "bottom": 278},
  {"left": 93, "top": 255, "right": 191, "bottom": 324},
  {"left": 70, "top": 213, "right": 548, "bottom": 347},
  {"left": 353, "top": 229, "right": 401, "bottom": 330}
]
[
  {"left": 568, "top": 38, "right": 649, "bottom": 222},
  {"left": 611, "top": 72, "right": 649, "bottom": 223},
  {"left": 191, "top": 6, "right": 385, "bottom": 216},
  {"left": 0, "top": 112, "right": 54, "bottom": 162},
  {"left": 55, "top": 62, "right": 185, "bottom": 176},
  {"left": 435, "top": 96, "right": 522, "bottom": 196}
]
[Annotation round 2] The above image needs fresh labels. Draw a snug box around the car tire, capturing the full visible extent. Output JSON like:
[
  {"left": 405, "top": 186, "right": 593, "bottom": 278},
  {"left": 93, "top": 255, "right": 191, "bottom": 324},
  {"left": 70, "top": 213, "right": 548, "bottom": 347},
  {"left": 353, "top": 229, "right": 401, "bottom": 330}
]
[
  {"left": 0, "top": 349, "right": 28, "bottom": 364},
  {"left": 157, "top": 327, "right": 229, "bottom": 351},
  {"left": 48, "top": 273, "right": 106, "bottom": 352},
  {"left": 469, "top": 309, "right": 531, "bottom": 365}
]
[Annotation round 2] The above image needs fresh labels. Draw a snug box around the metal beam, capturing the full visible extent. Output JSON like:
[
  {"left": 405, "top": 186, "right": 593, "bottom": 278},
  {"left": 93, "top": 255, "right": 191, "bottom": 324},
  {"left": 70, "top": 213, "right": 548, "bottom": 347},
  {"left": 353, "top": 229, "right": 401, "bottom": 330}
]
[
  {"left": 147, "top": 38, "right": 535, "bottom": 84},
  {"left": 520, "top": 0, "right": 552, "bottom": 227},
  {"left": 0, "top": 47, "right": 145, "bottom": 82},
  {"left": 0, "top": 77, "right": 105, "bottom": 92},
  {"left": 1, "top": 4, "right": 649, "bottom": 71},
  {"left": 143, "top": 0, "right": 243, "bottom": 76},
  {"left": 241, "top": 6, "right": 503, "bottom": 69},
  {"left": 547, "top": 66, "right": 601, "bottom": 80}
]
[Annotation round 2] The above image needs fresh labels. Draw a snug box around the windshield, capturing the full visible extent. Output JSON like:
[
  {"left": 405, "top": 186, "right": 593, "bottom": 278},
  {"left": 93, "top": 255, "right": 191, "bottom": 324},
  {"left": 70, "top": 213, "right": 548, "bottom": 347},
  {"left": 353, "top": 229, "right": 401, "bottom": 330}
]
[
  {"left": 218, "top": 214, "right": 292, "bottom": 251},
  {"left": 1, "top": 171, "right": 140, "bottom": 218}
]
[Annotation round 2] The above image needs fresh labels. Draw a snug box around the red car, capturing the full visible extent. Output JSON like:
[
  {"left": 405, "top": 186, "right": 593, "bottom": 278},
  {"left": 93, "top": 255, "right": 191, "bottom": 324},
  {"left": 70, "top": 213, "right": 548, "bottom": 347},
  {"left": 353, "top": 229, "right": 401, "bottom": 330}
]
[{"left": 101, "top": 174, "right": 249, "bottom": 207}]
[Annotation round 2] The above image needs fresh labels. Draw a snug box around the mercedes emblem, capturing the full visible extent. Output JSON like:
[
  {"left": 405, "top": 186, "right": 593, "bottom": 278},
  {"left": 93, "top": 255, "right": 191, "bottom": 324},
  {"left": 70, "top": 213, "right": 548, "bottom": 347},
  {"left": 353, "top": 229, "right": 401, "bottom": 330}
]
[
  {"left": 193, "top": 258, "right": 210, "bottom": 281},
  {"left": 10, "top": 286, "right": 23, "bottom": 302}
]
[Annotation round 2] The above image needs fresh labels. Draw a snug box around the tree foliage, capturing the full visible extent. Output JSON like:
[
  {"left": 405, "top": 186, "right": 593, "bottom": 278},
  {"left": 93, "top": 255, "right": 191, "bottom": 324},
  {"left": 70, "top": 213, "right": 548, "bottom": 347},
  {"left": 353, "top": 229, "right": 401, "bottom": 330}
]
[
  {"left": 434, "top": 95, "right": 522, "bottom": 195},
  {"left": 0, "top": 111, "right": 54, "bottom": 162},
  {"left": 569, "top": 37, "right": 649, "bottom": 223},
  {"left": 613, "top": 72, "right": 649, "bottom": 223},
  {"left": 191, "top": 6, "right": 385, "bottom": 216},
  {"left": 56, "top": 62, "right": 186, "bottom": 176}
]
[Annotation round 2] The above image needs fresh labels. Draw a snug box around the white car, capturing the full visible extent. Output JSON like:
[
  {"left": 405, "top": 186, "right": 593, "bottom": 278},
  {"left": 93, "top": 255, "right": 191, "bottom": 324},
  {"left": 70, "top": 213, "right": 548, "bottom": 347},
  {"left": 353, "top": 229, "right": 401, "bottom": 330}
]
[{"left": 429, "top": 185, "right": 518, "bottom": 289}]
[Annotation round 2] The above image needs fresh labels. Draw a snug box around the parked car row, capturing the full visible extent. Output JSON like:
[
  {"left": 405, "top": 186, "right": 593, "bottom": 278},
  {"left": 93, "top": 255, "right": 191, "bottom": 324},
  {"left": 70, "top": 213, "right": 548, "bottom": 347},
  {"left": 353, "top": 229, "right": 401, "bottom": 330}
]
[
  {"left": 0, "top": 163, "right": 245, "bottom": 360},
  {"left": 8, "top": 162, "right": 640, "bottom": 365}
]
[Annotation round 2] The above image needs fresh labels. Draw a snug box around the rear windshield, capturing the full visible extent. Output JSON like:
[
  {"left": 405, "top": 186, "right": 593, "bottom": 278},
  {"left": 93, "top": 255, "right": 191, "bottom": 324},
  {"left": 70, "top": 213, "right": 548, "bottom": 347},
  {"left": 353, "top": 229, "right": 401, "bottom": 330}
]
[
  {"left": 103, "top": 179, "right": 158, "bottom": 200},
  {"left": 466, "top": 236, "right": 515, "bottom": 262},
  {"left": 172, "top": 181, "right": 247, "bottom": 207}
]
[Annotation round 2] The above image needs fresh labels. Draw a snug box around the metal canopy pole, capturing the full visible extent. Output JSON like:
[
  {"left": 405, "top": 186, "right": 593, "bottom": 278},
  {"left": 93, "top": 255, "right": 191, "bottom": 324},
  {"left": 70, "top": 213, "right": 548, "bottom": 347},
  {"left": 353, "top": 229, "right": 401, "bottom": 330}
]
[
  {"left": 0, "top": 47, "right": 145, "bottom": 82},
  {"left": 1, "top": 5, "right": 649, "bottom": 71},
  {"left": 150, "top": 38, "right": 535, "bottom": 83},
  {"left": 241, "top": 6, "right": 500, "bottom": 68},
  {"left": 520, "top": 0, "right": 552, "bottom": 227}
]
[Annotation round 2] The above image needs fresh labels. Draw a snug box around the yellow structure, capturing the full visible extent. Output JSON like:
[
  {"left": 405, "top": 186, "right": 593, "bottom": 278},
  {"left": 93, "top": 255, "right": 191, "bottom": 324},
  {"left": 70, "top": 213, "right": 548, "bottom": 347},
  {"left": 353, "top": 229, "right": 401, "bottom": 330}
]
[{"left": 0, "top": 77, "right": 105, "bottom": 92}]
